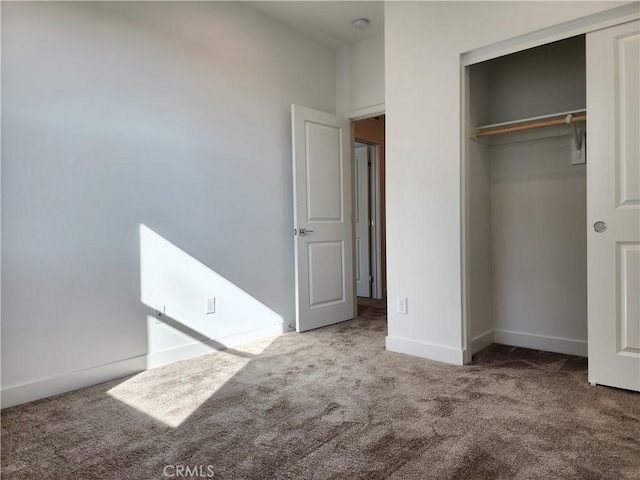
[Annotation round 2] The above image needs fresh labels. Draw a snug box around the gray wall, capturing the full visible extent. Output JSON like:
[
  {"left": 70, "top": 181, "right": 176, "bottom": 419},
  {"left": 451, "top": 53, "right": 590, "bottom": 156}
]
[
  {"left": 467, "top": 36, "right": 587, "bottom": 355},
  {"left": 488, "top": 36, "right": 587, "bottom": 350},
  {"left": 487, "top": 35, "right": 586, "bottom": 124},
  {"left": 1, "top": 1, "right": 336, "bottom": 405},
  {"left": 490, "top": 138, "right": 587, "bottom": 344}
]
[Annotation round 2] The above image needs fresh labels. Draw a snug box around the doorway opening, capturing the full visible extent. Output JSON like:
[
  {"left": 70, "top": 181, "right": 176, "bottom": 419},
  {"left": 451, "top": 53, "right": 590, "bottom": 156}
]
[{"left": 353, "top": 115, "right": 386, "bottom": 302}]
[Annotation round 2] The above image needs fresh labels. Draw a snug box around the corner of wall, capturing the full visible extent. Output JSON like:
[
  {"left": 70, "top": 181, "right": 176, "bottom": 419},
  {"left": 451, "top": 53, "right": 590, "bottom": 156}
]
[
  {"left": 336, "top": 44, "right": 352, "bottom": 117},
  {"left": 335, "top": 34, "right": 385, "bottom": 118}
]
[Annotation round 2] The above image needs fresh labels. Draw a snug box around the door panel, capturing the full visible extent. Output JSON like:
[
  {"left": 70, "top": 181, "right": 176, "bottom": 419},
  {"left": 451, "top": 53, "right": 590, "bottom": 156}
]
[
  {"left": 306, "top": 122, "right": 343, "bottom": 221},
  {"left": 617, "top": 32, "right": 640, "bottom": 207},
  {"left": 587, "top": 20, "right": 640, "bottom": 391},
  {"left": 619, "top": 243, "right": 640, "bottom": 353},
  {"left": 308, "top": 241, "right": 345, "bottom": 306},
  {"left": 292, "top": 105, "right": 354, "bottom": 332}
]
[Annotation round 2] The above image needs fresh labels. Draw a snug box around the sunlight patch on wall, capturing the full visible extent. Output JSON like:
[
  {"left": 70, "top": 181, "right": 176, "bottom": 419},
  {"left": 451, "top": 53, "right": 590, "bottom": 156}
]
[
  {"left": 104, "top": 225, "right": 287, "bottom": 427},
  {"left": 139, "top": 224, "right": 284, "bottom": 362}
]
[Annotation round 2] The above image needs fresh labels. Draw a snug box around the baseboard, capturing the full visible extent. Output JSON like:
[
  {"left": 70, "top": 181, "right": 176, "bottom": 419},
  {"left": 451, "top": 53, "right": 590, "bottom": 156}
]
[
  {"left": 385, "top": 336, "right": 465, "bottom": 365},
  {"left": 1, "top": 356, "right": 148, "bottom": 410},
  {"left": 145, "top": 323, "right": 285, "bottom": 369},
  {"left": 1, "top": 322, "right": 286, "bottom": 409},
  {"left": 471, "top": 330, "right": 494, "bottom": 355},
  {"left": 493, "top": 329, "right": 587, "bottom": 357}
]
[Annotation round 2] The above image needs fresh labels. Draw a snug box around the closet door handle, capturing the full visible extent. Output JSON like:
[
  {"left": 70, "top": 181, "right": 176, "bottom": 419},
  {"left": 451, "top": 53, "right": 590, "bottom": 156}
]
[{"left": 593, "top": 221, "right": 607, "bottom": 233}]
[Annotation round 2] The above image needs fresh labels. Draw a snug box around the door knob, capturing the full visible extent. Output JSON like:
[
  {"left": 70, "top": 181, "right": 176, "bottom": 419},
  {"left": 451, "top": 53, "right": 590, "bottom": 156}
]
[
  {"left": 298, "top": 228, "right": 314, "bottom": 236},
  {"left": 593, "top": 221, "right": 607, "bottom": 233}
]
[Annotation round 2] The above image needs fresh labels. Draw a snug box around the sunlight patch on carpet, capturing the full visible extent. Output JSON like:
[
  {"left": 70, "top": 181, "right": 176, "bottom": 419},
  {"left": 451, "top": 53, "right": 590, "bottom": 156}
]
[{"left": 106, "top": 336, "right": 276, "bottom": 427}]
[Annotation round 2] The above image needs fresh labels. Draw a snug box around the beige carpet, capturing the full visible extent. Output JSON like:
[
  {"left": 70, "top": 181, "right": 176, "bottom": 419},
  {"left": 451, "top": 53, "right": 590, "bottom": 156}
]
[{"left": 2, "top": 299, "right": 639, "bottom": 479}]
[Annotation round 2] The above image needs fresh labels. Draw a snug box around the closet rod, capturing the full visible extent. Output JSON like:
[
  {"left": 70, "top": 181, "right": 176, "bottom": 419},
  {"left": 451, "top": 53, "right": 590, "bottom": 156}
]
[{"left": 476, "top": 113, "right": 587, "bottom": 138}]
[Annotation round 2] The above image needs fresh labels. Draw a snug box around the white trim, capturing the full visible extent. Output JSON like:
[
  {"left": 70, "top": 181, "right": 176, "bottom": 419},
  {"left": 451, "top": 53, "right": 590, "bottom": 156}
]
[
  {"left": 371, "top": 145, "right": 383, "bottom": 299},
  {"left": 493, "top": 329, "right": 587, "bottom": 357},
  {"left": 346, "top": 103, "right": 385, "bottom": 121},
  {"left": 145, "top": 322, "right": 284, "bottom": 368},
  {"left": 1, "top": 356, "right": 147, "bottom": 410},
  {"left": 462, "top": 3, "right": 640, "bottom": 66},
  {"left": 471, "top": 330, "right": 494, "bottom": 355},
  {"left": 355, "top": 143, "right": 383, "bottom": 300},
  {"left": 386, "top": 336, "right": 465, "bottom": 365},
  {"left": 354, "top": 141, "right": 374, "bottom": 299},
  {"left": 461, "top": 65, "right": 472, "bottom": 364},
  {"left": 1, "top": 322, "right": 286, "bottom": 409}
]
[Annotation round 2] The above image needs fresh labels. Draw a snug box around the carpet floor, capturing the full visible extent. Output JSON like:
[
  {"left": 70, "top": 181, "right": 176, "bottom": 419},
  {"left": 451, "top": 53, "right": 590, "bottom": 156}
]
[{"left": 2, "top": 299, "right": 639, "bottom": 479}]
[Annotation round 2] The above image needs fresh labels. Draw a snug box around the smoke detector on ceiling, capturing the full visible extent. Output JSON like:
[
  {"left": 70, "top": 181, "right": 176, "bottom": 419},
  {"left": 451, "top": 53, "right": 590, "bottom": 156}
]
[{"left": 352, "top": 18, "right": 370, "bottom": 30}]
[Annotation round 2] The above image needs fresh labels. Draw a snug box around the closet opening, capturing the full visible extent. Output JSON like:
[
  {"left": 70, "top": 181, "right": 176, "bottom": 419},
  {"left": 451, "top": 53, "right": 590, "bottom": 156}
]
[{"left": 463, "top": 35, "right": 588, "bottom": 360}]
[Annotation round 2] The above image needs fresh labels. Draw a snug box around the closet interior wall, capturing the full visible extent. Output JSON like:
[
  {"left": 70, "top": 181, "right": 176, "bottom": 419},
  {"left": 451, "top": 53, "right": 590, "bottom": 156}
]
[{"left": 467, "top": 36, "right": 588, "bottom": 357}]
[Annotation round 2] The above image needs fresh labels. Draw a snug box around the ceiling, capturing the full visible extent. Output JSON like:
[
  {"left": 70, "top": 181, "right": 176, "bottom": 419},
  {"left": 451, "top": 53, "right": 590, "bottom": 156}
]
[{"left": 244, "top": 1, "right": 384, "bottom": 49}]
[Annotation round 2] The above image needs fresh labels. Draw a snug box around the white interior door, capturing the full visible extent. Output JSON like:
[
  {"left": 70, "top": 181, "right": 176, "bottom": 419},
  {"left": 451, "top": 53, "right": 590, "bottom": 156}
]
[
  {"left": 587, "top": 20, "right": 640, "bottom": 391},
  {"left": 355, "top": 143, "right": 371, "bottom": 298},
  {"left": 292, "top": 105, "right": 354, "bottom": 332}
]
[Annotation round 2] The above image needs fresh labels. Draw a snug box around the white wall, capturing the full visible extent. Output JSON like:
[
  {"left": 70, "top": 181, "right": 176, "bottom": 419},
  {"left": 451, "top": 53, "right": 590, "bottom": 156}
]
[
  {"left": 384, "top": 1, "right": 631, "bottom": 364},
  {"left": 1, "top": 1, "right": 336, "bottom": 407},
  {"left": 336, "top": 34, "right": 385, "bottom": 117},
  {"left": 490, "top": 137, "right": 587, "bottom": 353}
]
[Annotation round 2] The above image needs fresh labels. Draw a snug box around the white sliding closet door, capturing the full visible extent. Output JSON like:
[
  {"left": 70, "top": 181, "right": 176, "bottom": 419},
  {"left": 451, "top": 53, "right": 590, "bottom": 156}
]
[{"left": 587, "top": 20, "right": 640, "bottom": 391}]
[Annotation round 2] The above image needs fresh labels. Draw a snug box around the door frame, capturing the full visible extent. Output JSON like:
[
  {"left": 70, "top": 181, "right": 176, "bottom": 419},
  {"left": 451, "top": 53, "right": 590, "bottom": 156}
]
[
  {"left": 459, "top": 4, "right": 640, "bottom": 364},
  {"left": 349, "top": 110, "right": 386, "bottom": 305},
  {"left": 354, "top": 139, "right": 383, "bottom": 299},
  {"left": 370, "top": 143, "right": 383, "bottom": 300}
]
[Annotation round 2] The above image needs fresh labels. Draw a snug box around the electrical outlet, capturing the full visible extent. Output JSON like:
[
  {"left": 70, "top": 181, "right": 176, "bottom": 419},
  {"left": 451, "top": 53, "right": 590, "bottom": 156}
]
[
  {"left": 206, "top": 297, "right": 216, "bottom": 315},
  {"left": 397, "top": 297, "right": 408, "bottom": 314}
]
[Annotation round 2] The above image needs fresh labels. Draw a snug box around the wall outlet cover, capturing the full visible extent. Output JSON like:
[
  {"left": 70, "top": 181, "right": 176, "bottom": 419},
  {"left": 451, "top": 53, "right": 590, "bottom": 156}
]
[
  {"left": 206, "top": 297, "right": 216, "bottom": 315},
  {"left": 397, "top": 297, "right": 408, "bottom": 314}
]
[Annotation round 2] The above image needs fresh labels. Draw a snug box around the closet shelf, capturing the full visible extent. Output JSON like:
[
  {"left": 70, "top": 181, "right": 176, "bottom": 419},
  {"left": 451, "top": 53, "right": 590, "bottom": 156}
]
[{"left": 475, "top": 109, "right": 586, "bottom": 138}]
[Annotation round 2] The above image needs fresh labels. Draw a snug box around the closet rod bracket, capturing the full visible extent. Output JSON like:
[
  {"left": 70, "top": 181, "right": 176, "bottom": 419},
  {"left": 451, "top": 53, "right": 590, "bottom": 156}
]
[{"left": 570, "top": 115, "right": 586, "bottom": 165}]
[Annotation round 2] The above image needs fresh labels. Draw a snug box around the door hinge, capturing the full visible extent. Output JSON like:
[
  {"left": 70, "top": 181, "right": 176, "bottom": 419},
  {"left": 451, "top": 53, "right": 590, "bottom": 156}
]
[
  {"left": 368, "top": 219, "right": 374, "bottom": 227},
  {"left": 369, "top": 275, "right": 374, "bottom": 284},
  {"left": 368, "top": 161, "right": 372, "bottom": 168}
]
